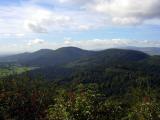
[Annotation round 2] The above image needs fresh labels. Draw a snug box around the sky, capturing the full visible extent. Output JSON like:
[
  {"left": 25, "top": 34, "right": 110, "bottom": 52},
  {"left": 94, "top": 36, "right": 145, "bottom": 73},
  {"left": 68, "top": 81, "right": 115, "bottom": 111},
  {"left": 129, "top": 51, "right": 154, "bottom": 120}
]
[{"left": 0, "top": 0, "right": 160, "bottom": 54}]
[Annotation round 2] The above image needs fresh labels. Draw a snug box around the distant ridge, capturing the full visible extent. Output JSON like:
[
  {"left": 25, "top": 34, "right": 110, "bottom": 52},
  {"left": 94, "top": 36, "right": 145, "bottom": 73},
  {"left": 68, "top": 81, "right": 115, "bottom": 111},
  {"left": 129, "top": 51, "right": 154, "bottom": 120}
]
[{"left": 122, "top": 46, "right": 160, "bottom": 55}]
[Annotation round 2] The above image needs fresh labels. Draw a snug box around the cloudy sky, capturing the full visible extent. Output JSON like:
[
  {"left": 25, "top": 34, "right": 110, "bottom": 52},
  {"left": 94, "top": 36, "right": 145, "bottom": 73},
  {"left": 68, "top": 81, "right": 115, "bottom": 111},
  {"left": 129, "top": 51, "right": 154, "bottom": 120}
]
[{"left": 0, "top": 0, "right": 160, "bottom": 54}]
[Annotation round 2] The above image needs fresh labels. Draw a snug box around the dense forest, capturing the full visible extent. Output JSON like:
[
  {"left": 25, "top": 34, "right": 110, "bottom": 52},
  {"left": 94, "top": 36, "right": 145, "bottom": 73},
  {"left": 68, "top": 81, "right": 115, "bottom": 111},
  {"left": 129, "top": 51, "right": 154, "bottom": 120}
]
[{"left": 0, "top": 47, "right": 160, "bottom": 120}]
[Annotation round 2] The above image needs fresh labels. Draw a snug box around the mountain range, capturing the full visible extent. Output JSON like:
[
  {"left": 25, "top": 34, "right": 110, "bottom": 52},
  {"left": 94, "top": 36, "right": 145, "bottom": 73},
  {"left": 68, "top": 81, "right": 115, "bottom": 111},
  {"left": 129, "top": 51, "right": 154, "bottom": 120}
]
[
  {"left": 0, "top": 47, "right": 150, "bottom": 68},
  {"left": 1, "top": 46, "right": 160, "bottom": 82}
]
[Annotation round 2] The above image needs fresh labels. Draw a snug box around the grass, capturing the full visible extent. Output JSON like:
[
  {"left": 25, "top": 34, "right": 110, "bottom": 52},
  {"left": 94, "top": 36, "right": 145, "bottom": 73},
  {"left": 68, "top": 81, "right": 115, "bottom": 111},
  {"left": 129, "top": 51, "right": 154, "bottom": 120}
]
[{"left": 0, "top": 66, "right": 32, "bottom": 77}]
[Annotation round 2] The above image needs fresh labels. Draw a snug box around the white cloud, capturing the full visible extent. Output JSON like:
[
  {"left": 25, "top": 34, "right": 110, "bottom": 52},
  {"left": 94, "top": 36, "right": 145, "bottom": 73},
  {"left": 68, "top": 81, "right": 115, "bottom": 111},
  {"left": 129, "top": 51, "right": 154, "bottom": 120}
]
[
  {"left": 77, "top": 24, "right": 92, "bottom": 31},
  {"left": 0, "top": 4, "right": 95, "bottom": 33},
  {"left": 57, "top": 0, "right": 93, "bottom": 5},
  {"left": 42, "top": 39, "right": 160, "bottom": 50},
  {"left": 0, "top": 38, "right": 160, "bottom": 54},
  {"left": 112, "top": 17, "right": 142, "bottom": 25},
  {"left": 29, "top": 0, "right": 92, "bottom": 5},
  {"left": 0, "top": 33, "right": 25, "bottom": 38},
  {"left": 27, "top": 38, "right": 45, "bottom": 46},
  {"left": 0, "top": 0, "right": 160, "bottom": 34},
  {"left": 24, "top": 7, "right": 75, "bottom": 33},
  {"left": 15, "top": 33, "right": 25, "bottom": 37},
  {"left": 61, "top": 38, "right": 129, "bottom": 49},
  {"left": 88, "top": 0, "right": 160, "bottom": 25}
]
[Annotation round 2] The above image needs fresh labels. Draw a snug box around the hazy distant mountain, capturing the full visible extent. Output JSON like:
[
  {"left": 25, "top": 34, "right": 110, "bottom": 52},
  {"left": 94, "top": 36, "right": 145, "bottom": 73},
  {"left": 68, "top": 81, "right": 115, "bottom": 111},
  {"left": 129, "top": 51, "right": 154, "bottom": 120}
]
[{"left": 122, "top": 46, "right": 160, "bottom": 55}]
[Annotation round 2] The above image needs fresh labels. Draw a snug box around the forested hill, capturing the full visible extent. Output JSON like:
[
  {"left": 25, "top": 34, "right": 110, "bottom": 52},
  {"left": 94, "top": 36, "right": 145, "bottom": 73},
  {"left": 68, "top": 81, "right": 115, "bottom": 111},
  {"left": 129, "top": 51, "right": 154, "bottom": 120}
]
[{"left": 21, "top": 48, "right": 151, "bottom": 81}]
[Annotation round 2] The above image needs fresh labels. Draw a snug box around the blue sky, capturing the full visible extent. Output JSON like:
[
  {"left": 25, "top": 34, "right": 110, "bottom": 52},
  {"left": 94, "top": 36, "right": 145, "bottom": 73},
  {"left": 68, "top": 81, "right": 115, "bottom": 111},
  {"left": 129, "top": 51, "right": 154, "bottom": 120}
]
[{"left": 0, "top": 0, "right": 160, "bottom": 54}]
